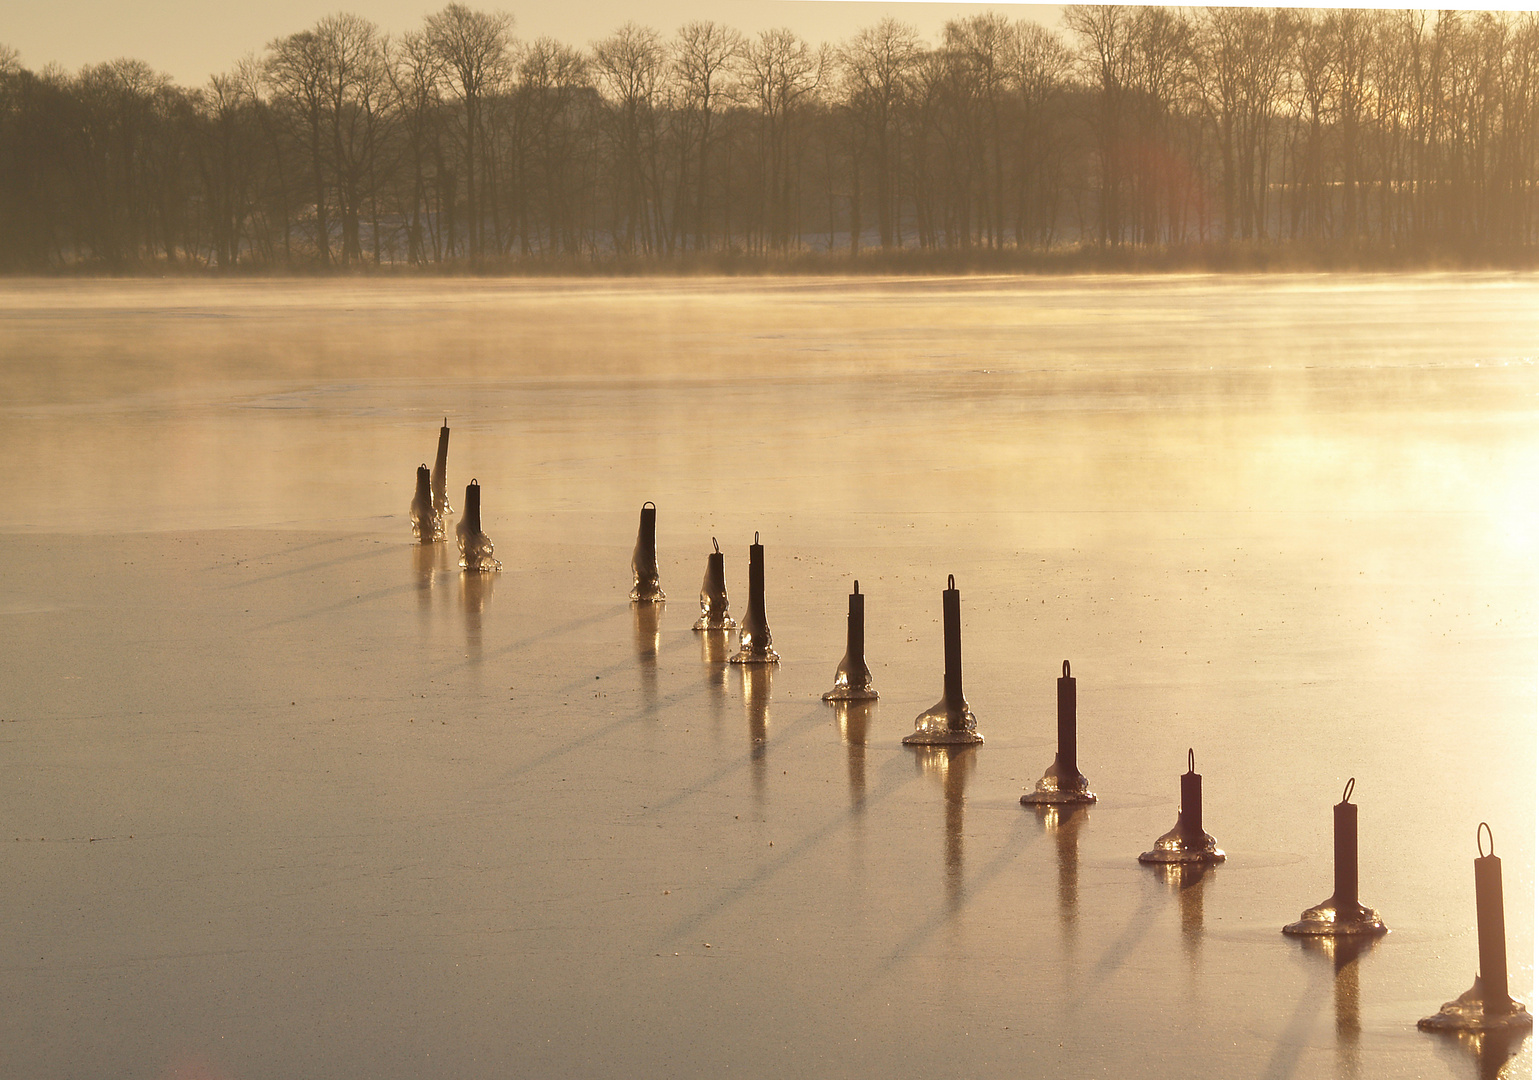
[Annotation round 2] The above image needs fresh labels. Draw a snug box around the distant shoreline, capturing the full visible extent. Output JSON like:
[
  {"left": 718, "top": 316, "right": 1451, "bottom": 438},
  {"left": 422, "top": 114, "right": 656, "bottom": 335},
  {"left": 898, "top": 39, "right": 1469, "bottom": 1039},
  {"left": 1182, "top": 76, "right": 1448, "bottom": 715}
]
[{"left": 11, "top": 243, "right": 1539, "bottom": 279}]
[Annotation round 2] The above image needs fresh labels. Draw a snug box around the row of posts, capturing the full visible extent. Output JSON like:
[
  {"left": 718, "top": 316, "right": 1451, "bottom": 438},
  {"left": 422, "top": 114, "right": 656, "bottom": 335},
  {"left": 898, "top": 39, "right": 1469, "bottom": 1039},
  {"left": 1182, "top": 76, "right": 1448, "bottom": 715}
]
[
  {"left": 405, "top": 429, "right": 1527, "bottom": 1045},
  {"left": 630, "top": 500, "right": 1531, "bottom": 1040}
]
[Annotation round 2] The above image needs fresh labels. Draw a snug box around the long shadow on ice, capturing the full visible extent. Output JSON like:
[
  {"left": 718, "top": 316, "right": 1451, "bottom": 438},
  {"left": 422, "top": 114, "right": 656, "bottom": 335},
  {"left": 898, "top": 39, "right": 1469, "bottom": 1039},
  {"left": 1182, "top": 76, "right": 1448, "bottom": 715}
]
[
  {"left": 864, "top": 783, "right": 1038, "bottom": 985},
  {"left": 228, "top": 536, "right": 400, "bottom": 589},
  {"left": 254, "top": 581, "right": 419, "bottom": 631},
  {"left": 659, "top": 750, "right": 922, "bottom": 949},
  {"left": 1066, "top": 869, "right": 1164, "bottom": 1011}
]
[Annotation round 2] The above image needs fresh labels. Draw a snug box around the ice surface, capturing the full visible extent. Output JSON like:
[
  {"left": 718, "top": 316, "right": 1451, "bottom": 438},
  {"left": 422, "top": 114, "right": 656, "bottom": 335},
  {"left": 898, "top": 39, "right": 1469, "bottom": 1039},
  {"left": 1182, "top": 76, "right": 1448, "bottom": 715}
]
[{"left": 0, "top": 275, "right": 1532, "bottom": 1080}]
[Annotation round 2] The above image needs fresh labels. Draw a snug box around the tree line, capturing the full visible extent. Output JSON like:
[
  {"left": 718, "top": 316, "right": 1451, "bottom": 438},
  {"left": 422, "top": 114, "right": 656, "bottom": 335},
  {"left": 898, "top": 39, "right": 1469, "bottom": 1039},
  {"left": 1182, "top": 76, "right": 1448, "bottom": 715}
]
[{"left": 2, "top": 4, "right": 1537, "bottom": 271}]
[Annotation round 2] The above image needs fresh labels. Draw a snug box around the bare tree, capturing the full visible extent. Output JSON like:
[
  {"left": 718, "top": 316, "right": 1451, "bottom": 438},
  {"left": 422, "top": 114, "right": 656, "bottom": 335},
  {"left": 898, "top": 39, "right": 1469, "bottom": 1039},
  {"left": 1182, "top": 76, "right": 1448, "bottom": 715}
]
[
  {"left": 840, "top": 18, "right": 921, "bottom": 249},
  {"left": 592, "top": 23, "right": 666, "bottom": 255},
  {"left": 265, "top": 30, "right": 333, "bottom": 262},
  {"left": 1287, "top": 10, "right": 1332, "bottom": 242},
  {"left": 198, "top": 71, "right": 259, "bottom": 266},
  {"left": 1124, "top": 7, "right": 1192, "bottom": 244},
  {"left": 1195, "top": 8, "right": 1297, "bottom": 241},
  {"left": 315, "top": 13, "right": 390, "bottom": 264},
  {"left": 741, "top": 28, "right": 827, "bottom": 251},
  {"left": 1330, "top": 8, "right": 1374, "bottom": 241},
  {"left": 1008, "top": 21, "right": 1073, "bottom": 247},
  {"left": 229, "top": 55, "right": 292, "bottom": 263},
  {"left": 77, "top": 59, "right": 180, "bottom": 263},
  {"left": 1065, "top": 4, "right": 1133, "bottom": 245},
  {"left": 425, "top": 3, "right": 514, "bottom": 263},
  {"left": 672, "top": 21, "right": 741, "bottom": 251},
  {"left": 389, "top": 30, "right": 443, "bottom": 263},
  {"left": 944, "top": 14, "right": 1013, "bottom": 247},
  {"left": 518, "top": 38, "right": 592, "bottom": 255}
]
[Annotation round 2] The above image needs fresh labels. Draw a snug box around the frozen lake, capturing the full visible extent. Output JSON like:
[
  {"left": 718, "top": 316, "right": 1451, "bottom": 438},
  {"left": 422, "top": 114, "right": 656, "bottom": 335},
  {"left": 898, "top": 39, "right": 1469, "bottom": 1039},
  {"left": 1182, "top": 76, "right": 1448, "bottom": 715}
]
[{"left": 0, "top": 274, "right": 1533, "bottom": 1079}]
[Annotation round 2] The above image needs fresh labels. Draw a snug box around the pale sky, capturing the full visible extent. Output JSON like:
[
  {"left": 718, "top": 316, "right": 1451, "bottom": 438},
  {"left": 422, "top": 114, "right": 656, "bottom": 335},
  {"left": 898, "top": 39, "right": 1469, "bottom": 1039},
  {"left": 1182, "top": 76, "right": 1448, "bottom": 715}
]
[
  {"left": 5, "top": 0, "right": 1063, "bottom": 87},
  {"left": 5, "top": 0, "right": 1520, "bottom": 88}
]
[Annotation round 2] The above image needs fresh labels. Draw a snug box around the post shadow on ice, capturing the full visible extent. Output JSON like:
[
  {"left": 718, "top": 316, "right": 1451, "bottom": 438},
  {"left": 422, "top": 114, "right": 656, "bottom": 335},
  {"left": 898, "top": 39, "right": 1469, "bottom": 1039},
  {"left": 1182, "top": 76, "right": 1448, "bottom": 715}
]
[
  {"left": 1282, "top": 778, "right": 1387, "bottom": 938},
  {"left": 1436, "top": 1029, "right": 1529, "bottom": 1080},
  {"left": 1021, "top": 661, "right": 1095, "bottom": 806},
  {"left": 1419, "top": 824, "right": 1532, "bottom": 1039},
  {"left": 1033, "top": 803, "right": 1087, "bottom": 934},
  {"left": 1168, "top": 862, "right": 1211, "bottom": 963},
  {"left": 730, "top": 533, "right": 778, "bottom": 665},
  {"left": 412, "top": 535, "right": 450, "bottom": 612},
  {"left": 456, "top": 479, "right": 500, "bottom": 572},
  {"left": 631, "top": 502, "right": 665, "bottom": 602},
  {"left": 914, "top": 743, "right": 977, "bottom": 916},
  {"left": 833, "top": 698, "right": 875, "bottom": 812},
  {"left": 699, "top": 619, "right": 732, "bottom": 735},
  {"left": 743, "top": 663, "right": 773, "bottom": 803},
  {"left": 1292, "top": 933, "right": 1376, "bottom": 1079},
  {"left": 461, "top": 565, "right": 494, "bottom": 658},
  {"left": 823, "top": 581, "right": 876, "bottom": 701},
  {"left": 633, "top": 600, "right": 662, "bottom": 712},
  {"left": 903, "top": 575, "right": 982, "bottom": 746},
  {"left": 1139, "top": 749, "right": 1225, "bottom": 864}
]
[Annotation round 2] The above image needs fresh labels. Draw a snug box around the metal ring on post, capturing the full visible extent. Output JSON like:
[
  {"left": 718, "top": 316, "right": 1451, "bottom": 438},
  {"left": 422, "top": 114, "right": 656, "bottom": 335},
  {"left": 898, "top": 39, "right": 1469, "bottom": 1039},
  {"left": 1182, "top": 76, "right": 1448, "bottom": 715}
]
[
  {"left": 1187, "top": 747, "right": 1195, "bottom": 773},
  {"left": 853, "top": 580, "right": 859, "bottom": 594},
  {"left": 1478, "top": 821, "right": 1494, "bottom": 858},
  {"left": 712, "top": 537, "right": 720, "bottom": 553},
  {"left": 947, "top": 573, "right": 955, "bottom": 589},
  {"left": 1063, "top": 660, "right": 1071, "bottom": 678},
  {"left": 643, "top": 500, "right": 655, "bottom": 510},
  {"left": 1342, "top": 777, "right": 1355, "bottom": 803}
]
